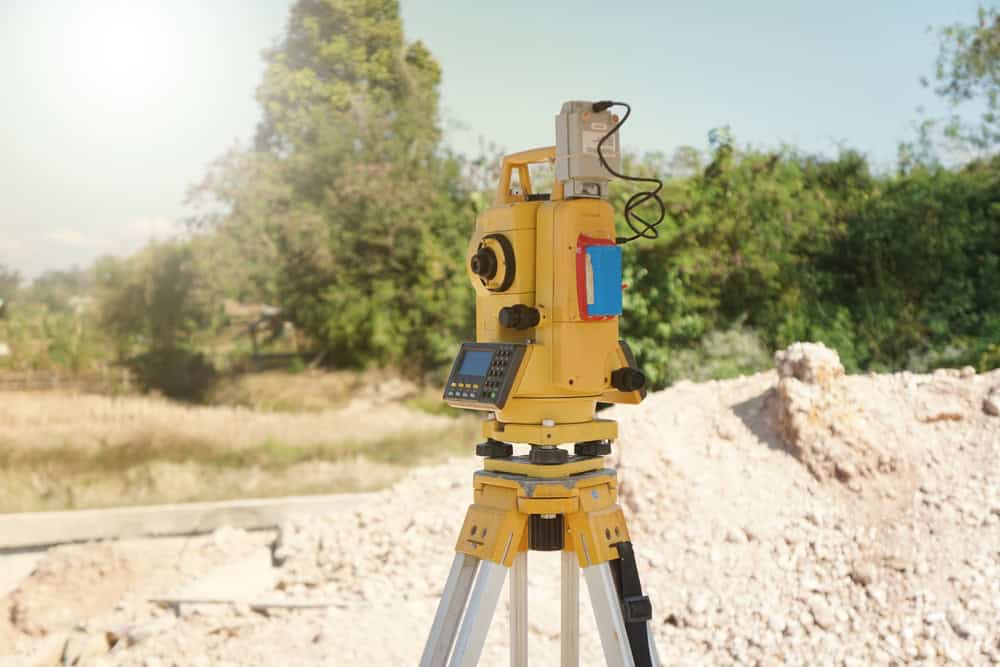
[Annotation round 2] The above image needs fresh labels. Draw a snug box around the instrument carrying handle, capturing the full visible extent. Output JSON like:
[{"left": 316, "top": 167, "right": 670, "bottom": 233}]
[{"left": 495, "top": 146, "right": 562, "bottom": 205}]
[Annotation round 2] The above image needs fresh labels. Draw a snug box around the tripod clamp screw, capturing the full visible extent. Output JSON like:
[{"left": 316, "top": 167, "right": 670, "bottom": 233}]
[
  {"left": 475, "top": 439, "right": 513, "bottom": 458},
  {"left": 574, "top": 440, "right": 612, "bottom": 457}
]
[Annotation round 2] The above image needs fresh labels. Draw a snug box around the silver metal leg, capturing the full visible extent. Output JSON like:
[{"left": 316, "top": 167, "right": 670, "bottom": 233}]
[
  {"left": 561, "top": 550, "right": 579, "bottom": 667},
  {"left": 510, "top": 552, "right": 528, "bottom": 667},
  {"left": 421, "top": 553, "right": 480, "bottom": 667},
  {"left": 647, "top": 623, "right": 662, "bottom": 666},
  {"left": 448, "top": 560, "right": 508, "bottom": 667},
  {"left": 583, "top": 563, "right": 636, "bottom": 667}
]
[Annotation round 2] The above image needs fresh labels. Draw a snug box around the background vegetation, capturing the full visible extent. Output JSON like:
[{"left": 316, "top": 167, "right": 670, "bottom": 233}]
[{"left": 2, "top": 1, "right": 999, "bottom": 399}]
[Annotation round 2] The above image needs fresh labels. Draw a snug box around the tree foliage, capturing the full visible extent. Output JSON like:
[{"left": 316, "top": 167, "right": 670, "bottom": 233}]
[
  {"left": 23, "top": 1, "right": 1000, "bottom": 398},
  {"left": 930, "top": 4, "right": 1000, "bottom": 149},
  {"left": 617, "top": 142, "right": 1000, "bottom": 384},
  {"left": 94, "top": 242, "right": 213, "bottom": 397},
  {"left": 0, "top": 265, "right": 20, "bottom": 305},
  {"left": 190, "top": 0, "right": 473, "bottom": 375}
]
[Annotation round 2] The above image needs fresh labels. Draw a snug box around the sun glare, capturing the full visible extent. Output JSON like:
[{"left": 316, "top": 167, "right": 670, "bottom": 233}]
[{"left": 59, "top": 3, "right": 185, "bottom": 115}]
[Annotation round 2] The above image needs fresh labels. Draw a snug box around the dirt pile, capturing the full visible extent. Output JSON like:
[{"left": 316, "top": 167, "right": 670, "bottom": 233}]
[
  {"left": 7, "top": 544, "right": 138, "bottom": 638},
  {"left": 770, "top": 341, "right": 914, "bottom": 498},
  {"left": 2, "top": 342, "right": 999, "bottom": 666},
  {"left": 0, "top": 530, "right": 273, "bottom": 666}
]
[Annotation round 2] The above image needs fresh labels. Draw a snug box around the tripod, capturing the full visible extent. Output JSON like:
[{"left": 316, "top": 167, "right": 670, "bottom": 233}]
[{"left": 420, "top": 445, "right": 661, "bottom": 667}]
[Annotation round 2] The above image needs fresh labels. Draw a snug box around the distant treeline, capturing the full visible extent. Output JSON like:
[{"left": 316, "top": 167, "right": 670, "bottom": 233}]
[{"left": 1, "top": 1, "right": 998, "bottom": 398}]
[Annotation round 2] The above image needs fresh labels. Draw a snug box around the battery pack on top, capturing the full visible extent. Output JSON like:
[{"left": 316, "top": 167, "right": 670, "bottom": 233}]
[{"left": 555, "top": 100, "right": 622, "bottom": 199}]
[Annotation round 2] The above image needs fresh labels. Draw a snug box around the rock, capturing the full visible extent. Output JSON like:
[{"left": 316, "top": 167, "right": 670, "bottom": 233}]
[
  {"left": 809, "top": 598, "right": 837, "bottom": 632},
  {"left": 688, "top": 592, "right": 711, "bottom": 615},
  {"left": 725, "top": 527, "right": 747, "bottom": 544},
  {"left": 946, "top": 608, "right": 972, "bottom": 639},
  {"left": 850, "top": 563, "right": 875, "bottom": 587},
  {"left": 61, "top": 631, "right": 110, "bottom": 665},
  {"left": 768, "top": 615, "right": 788, "bottom": 634},
  {"left": 775, "top": 342, "right": 845, "bottom": 388},
  {"left": 883, "top": 556, "right": 911, "bottom": 573},
  {"left": 983, "top": 389, "right": 1000, "bottom": 417},
  {"left": 920, "top": 400, "right": 965, "bottom": 422},
  {"left": 918, "top": 641, "right": 936, "bottom": 659}
]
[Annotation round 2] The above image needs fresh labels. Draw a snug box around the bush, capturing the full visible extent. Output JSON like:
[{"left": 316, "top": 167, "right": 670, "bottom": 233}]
[
  {"left": 665, "top": 324, "right": 772, "bottom": 383},
  {"left": 130, "top": 347, "right": 215, "bottom": 401}
]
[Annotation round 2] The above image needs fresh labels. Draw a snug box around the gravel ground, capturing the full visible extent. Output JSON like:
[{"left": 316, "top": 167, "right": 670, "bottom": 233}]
[{"left": 2, "top": 344, "right": 999, "bottom": 666}]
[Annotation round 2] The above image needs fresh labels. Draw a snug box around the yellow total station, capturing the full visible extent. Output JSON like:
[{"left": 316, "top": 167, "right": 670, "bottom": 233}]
[
  {"left": 424, "top": 101, "right": 664, "bottom": 667},
  {"left": 442, "top": 103, "right": 648, "bottom": 459}
]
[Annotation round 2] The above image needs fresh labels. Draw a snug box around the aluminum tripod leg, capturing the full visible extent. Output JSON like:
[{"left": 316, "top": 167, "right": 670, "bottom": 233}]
[
  {"left": 647, "top": 626, "right": 662, "bottom": 667},
  {"left": 583, "top": 562, "right": 636, "bottom": 667},
  {"left": 561, "top": 550, "right": 580, "bottom": 667},
  {"left": 421, "top": 553, "right": 479, "bottom": 667},
  {"left": 510, "top": 552, "right": 528, "bottom": 667},
  {"left": 448, "top": 560, "right": 507, "bottom": 667}
]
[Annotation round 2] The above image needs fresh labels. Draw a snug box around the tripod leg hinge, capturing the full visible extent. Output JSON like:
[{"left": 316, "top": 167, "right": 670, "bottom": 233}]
[{"left": 621, "top": 595, "right": 652, "bottom": 623}]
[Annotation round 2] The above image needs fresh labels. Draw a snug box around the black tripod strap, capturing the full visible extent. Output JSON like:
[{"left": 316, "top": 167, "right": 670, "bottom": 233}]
[{"left": 610, "top": 541, "right": 654, "bottom": 667}]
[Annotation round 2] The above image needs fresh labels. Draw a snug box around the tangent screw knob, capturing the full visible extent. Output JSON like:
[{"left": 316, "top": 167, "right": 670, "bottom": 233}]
[
  {"left": 611, "top": 367, "right": 646, "bottom": 392},
  {"left": 498, "top": 304, "right": 540, "bottom": 330}
]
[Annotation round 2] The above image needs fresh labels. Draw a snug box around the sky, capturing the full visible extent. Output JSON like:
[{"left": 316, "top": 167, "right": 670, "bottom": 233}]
[{"left": 0, "top": 0, "right": 987, "bottom": 280}]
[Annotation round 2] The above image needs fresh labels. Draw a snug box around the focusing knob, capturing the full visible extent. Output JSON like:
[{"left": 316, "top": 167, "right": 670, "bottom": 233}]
[
  {"left": 470, "top": 247, "right": 498, "bottom": 280},
  {"left": 499, "top": 304, "right": 541, "bottom": 330},
  {"left": 611, "top": 367, "right": 646, "bottom": 392}
]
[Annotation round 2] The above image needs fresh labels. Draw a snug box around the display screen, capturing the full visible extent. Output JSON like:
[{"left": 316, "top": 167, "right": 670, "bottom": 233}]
[{"left": 458, "top": 350, "right": 493, "bottom": 376}]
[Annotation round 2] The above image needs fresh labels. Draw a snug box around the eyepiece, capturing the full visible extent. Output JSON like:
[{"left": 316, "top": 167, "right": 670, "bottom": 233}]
[{"left": 470, "top": 247, "right": 498, "bottom": 279}]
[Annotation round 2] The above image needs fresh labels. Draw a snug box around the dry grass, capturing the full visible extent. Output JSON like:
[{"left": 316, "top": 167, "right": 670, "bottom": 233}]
[
  {"left": 0, "top": 390, "right": 478, "bottom": 513},
  {"left": 206, "top": 368, "right": 422, "bottom": 413}
]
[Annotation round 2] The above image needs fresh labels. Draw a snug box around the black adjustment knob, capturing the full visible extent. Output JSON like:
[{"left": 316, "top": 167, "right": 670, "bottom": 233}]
[
  {"left": 470, "top": 248, "right": 498, "bottom": 279},
  {"left": 528, "top": 514, "right": 564, "bottom": 551},
  {"left": 475, "top": 439, "right": 513, "bottom": 458},
  {"left": 575, "top": 440, "right": 612, "bottom": 457},
  {"left": 611, "top": 367, "right": 646, "bottom": 392},
  {"left": 498, "top": 304, "right": 540, "bottom": 330},
  {"left": 528, "top": 445, "right": 568, "bottom": 464}
]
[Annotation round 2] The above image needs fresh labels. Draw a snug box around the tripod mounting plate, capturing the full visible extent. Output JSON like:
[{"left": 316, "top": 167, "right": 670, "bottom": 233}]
[
  {"left": 482, "top": 417, "right": 617, "bottom": 446},
  {"left": 483, "top": 453, "right": 603, "bottom": 478}
]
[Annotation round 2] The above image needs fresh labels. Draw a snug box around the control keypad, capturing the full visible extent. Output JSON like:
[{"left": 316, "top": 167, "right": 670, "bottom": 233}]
[{"left": 443, "top": 343, "right": 526, "bottom": 409}]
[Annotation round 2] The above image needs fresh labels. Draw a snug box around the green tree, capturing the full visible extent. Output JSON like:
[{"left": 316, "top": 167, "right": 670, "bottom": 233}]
[
  {"left": 21, "top": 267, "right": 92, "bottom": 312},
  {"left": 191, "top": 0, "right": 474, "bottom": 375},
  {"left": 930, "top": 4, "right": 1000, "bottom": 150},
  {"left": 95, "top": 242, "right": 213, "bottom": 397},
  {"left": 615, "top": 140, "right": 866, "bottom": 385},
  {"left": 0, "top": 265, "right": 19, "bottom": 306}
]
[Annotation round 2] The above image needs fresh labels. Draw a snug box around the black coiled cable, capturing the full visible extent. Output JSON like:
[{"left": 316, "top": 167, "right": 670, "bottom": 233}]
[{"left": 592, "top": 100, "right": 666, "bottom": 244}]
